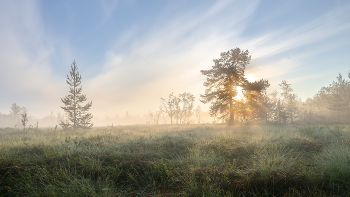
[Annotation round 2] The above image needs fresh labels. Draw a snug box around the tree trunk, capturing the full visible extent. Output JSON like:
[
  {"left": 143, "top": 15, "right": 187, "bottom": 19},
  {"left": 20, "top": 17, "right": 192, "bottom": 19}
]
[{"left": 229, "top": 101, "right": 234, "bottom": 125}]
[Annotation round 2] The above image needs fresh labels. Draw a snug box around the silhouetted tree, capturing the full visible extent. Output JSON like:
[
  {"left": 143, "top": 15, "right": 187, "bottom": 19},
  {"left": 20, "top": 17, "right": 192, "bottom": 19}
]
[
  {"left": 173, "top": 96, "right": 182, "bottom": 124},
  {"left": 57, "top": 112, "right": 63, "bottom": 125},
  {"left": 328, "top": 74, "right": 350, "bottom": 121},
  {"left": 60, "top": 60, "right": 93, "bottom": 130},
  {"left": 242, "top": 79, "right": 270, "bottom": 122},
  {"left": 147, "top": 110, "right": 154, "bottom": 124},
  {"left": 200, "top": 47, "right": 251, "bottom": 125},
  {"left": 161, "top": 92, "right": 195, "bottom": 124},
  {"left": 195, "top": 105, "right": 202, "bottom": 124},
  {"left": 155, "top": 106, "right": 163, "bottom": 125},
  {"left": 161, "top": 93, "right": 178, "bottom": 124},
  {"left": 258, "top": 88, "right": 274, "bottom": 123},
  {"left": 267, "top": 90, "right": 279, "bottom": 122},
  {"left": 275, "top": 99, "right": 289, "bottom": 124},
  {"left": 299, "top": 98, "right": 310, "bottom": 123},
  {"left": 21, "top": 111, "right": 28, "bottom": 132},
  {"left": 312, "top": 73, "right": 350, "bottom": 123},
  {"left": 21, "top": 107, "right": 28, "bottom": 114},
  {"left": 10, "top": 103, "right": 22, "bottom": 127},
  {"left": 279, "top": 80, "right": 298, "bottom": 123},
  {"left": 179, "top": 92, "right": 195, "bottom": 124}
]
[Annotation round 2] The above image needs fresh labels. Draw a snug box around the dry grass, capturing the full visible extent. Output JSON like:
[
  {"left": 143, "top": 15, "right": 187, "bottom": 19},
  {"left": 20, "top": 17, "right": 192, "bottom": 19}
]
[{"left": 0, "top": 124, "right": 350, "bottom": 196}]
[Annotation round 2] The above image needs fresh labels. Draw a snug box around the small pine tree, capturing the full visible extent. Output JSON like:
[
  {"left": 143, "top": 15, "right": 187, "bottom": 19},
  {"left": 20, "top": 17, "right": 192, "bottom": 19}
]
[{"left": 60, "top": 60, "right": 93, "bottom": 130}]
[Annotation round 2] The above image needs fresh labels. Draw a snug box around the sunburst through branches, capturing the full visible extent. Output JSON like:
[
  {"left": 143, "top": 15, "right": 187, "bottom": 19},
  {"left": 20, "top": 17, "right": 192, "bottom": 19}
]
[{"left": 233, "top": 86, "right": 246, "bottom": 102}]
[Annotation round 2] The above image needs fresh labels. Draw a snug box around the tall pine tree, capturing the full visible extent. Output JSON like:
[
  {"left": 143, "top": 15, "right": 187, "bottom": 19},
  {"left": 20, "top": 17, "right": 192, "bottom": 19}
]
[
  {"left": 200, "top": 48, "right": 250, "bottom": 125},
  {"left": 60, "top": 60, "right": 93, "bottom": 130}
]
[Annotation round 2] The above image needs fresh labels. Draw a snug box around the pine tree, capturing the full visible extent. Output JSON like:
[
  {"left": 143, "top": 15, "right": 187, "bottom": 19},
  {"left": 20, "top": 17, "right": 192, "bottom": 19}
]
[
  {"left": 279, "top": 80, "right": 298, "bottom": 123},
  {"left": 60, "top": 60, "right": 93, "bottom": 130},
  {"left": 267, "top": 90, "right": 279, "bottom": 122},
  {"left": 242, "top": 79, "right": 270, "bottom": 123},
  {"left": 200, "top": 48, "right": 250, "bottom": 125},
  {"left": 276, "top": 99, "right": 289, "bottom": 124},
  {"left": 200, "top": 47, "right": 269, "bottom": 125}
]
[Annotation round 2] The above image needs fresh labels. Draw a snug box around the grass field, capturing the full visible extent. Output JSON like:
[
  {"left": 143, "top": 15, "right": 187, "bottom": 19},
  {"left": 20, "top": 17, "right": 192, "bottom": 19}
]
[{"left": 1, "top": 124, "right": 350, "bottom": 196}]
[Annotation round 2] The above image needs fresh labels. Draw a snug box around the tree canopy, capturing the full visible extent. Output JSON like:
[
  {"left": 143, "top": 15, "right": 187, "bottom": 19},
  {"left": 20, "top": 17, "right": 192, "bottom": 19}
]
[
  {"left": 200, "top": 47, "right": 269, "bottom": 125},
  {"left": 60, "top": 60, "right": 93, "bottom": 130}
]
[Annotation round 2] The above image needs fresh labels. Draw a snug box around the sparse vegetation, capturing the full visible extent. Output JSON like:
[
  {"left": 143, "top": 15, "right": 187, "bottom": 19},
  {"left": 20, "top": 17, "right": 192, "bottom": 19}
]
[
  {"left": 161, "top": 92, "right": 195, "bottom": 124},
  {"left": 1, "top": 124, "right": 350, "bottom": 196}
]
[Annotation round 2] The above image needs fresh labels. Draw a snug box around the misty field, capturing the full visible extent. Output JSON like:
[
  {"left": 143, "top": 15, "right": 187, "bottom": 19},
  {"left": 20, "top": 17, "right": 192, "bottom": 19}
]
[{"left": 1, "top": 124, "right": 350, "bottom": 196}]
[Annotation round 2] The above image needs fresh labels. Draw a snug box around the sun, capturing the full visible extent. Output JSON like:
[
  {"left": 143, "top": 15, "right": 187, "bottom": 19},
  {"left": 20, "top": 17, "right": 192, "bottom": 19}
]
[
  {"left": 233, "top": 86, "right": 246, "bottom": 102},
  {"left": 231, "top": 74, "right": 256, "bottom": 102}
]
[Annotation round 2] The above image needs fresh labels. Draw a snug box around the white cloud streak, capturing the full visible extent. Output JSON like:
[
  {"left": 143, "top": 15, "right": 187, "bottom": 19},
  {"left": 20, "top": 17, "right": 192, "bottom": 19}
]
[
  {"left": 0, "top": 0, "right": 66, "bottom": 117},
  {"left": 86, "top": 1, "right": 350, "bottom": 117},
  {"left": 86, "top": 0, "right": 261, "bottom": 117},
  {"left": 248, "top": 4, "right": 350, "bottom": 58}
]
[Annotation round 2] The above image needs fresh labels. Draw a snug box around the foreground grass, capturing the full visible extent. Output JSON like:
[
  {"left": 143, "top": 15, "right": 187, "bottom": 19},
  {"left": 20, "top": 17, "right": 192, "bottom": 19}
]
[{"left": 1, "top": 124, "right": 350, "bottom": 196}]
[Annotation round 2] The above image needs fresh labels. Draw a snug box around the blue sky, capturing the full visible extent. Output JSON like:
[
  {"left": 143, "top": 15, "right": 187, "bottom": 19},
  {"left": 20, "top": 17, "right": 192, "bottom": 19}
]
[{"left": 1, "top": 0, "right": 350, "bottom": 118}]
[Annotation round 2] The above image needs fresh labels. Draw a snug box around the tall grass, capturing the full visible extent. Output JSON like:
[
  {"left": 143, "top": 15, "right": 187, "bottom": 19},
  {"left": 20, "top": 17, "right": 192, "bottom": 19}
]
[{"left": 0, "top": 124, "right": 350, "bottom": 196}]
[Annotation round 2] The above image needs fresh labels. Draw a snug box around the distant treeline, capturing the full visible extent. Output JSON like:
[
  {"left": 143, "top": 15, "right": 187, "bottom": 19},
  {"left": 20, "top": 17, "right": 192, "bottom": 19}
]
[
  {"left": 0, "top": 106, "right": 214, "bottom": 128},
  {"left": 303, "top": 73, "right": 350, "bottom": 124},
  {"left": 215, "top": 72, "right": 350, "bottom": 125},
  {"left": 0, "top": 104, "right": 62, "bottom": 128}
]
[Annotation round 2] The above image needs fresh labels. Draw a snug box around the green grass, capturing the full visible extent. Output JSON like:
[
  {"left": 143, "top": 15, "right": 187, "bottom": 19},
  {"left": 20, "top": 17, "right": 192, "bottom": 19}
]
[{"left": 1, "top": 124, "right": 350, "bottom": 196}]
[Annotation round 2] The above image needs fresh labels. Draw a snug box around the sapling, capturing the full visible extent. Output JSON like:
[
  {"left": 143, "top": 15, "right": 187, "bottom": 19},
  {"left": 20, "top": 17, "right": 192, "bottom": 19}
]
[
  {"left": 60, "top": 60, "right": 93, "bottom": 130},
  {"left": 21, "top": 112, "right": 28, "bottom": 132}
]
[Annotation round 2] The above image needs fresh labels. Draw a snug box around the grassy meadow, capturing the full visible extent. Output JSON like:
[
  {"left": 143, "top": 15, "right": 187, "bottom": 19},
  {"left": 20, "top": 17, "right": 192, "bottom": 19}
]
[{"left": 1, "top": 124, "right": 350, "bottom": 196}]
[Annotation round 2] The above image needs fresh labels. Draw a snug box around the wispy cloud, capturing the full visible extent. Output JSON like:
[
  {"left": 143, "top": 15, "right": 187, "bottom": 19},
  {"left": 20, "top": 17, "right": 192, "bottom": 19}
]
[
  {"left": 86, "top": 1, "right": 350, "bottom": 116},
  {"left": 86, "top": 0, "right": 261, "bottom": 117},
  {"left": 247, "top": 4, "right": 350, "bottom": 59},
  {"left": 0, "top": 0, "right": 67, "bottom": 117},
  {"left": 1, "top": 0, "right": 350, "bottom": 118},
  {"left": 239, "top": 3, "right": 350, "bottom": 99}
]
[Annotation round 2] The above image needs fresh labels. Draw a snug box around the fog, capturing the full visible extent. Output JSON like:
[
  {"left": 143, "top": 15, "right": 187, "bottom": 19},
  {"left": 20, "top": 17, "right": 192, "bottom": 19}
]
[
  {"left": 0, "top": 103, "right": 214, "bottom": 128},
  {"left": 1, "top": 1, "right": 350, "bottom": 129}
]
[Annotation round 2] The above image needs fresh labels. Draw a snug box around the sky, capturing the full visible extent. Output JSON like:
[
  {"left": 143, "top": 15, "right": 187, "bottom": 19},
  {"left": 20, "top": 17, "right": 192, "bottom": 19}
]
[{"left": 1, "top": 0, "right": 350, "bottom": 119}]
